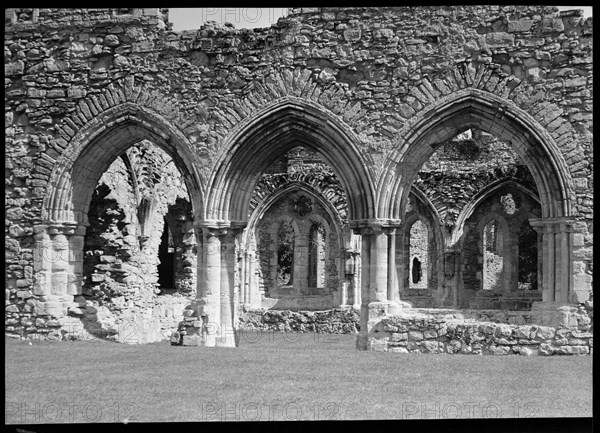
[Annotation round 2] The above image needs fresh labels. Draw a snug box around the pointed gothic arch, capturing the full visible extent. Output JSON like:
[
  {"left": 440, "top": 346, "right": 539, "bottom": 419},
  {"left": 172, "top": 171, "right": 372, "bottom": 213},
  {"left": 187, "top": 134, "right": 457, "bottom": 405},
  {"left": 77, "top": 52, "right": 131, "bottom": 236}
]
[
  {"left": 379, "top": 88, "right": 575, "bottom": 221},
  {"left": 42, "top": 102, "right": 204, "bottom": 225},
  {"left": 205, "top": 96, "right": 375, "bottom": 226}
]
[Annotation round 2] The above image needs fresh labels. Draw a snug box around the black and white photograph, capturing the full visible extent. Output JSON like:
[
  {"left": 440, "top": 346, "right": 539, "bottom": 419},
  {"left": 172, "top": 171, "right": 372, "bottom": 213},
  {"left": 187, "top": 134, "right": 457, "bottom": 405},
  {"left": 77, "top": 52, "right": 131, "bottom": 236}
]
[{"left": 4, "top": 6, "right": 593, "bottom": 431}]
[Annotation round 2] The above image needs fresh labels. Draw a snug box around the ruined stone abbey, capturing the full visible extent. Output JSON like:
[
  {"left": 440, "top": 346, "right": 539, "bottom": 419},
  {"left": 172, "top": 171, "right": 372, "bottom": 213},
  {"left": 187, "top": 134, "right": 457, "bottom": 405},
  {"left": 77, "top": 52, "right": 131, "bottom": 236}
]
[{"left": 4, "top": 7, "right": 593, "bottom": 355}]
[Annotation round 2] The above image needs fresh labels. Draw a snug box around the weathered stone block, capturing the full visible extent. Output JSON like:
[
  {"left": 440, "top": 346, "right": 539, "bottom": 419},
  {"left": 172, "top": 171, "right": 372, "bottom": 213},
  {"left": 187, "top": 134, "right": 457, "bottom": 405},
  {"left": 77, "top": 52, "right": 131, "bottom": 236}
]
[
  {"left": 487, "top": 345, "right": 511, "bottom": 355},
  {"left": 423, "top": 329, "right": 437, "bottom": 339},
  {"left": 421, "top": 340, "right": 439, "bottom": 353},
  {"left": 182, "top": 335, "right": 200, "bottom": 346},
  {"left": 485, "top": 32, "right": 514, "bottom": 46},
  {"left": 494, "top": 324, "right": 512, "bottom": 338},
  {"left": 513, "top": 325, "right": 537, "bottom": 339},
  {"left": 536, "top": 326, "right": 556, "bottom": 340},
  {"left": 391, "top": 332, "right": 408, "bottom": 341},
  {"left": 369, "top": 338, "right": 388, "bottom": 352},
  {"left": 408, "top": 330, "right": 424, "bottom": 341},
  {"left": 514, "top": 346, "right": 535, "bottom": 356},
  {"left": 508, "top": 20, "right": 534, "bottom": 33},
  {"left": 542, "top": 18, "right": 565, "bottom": 33}
]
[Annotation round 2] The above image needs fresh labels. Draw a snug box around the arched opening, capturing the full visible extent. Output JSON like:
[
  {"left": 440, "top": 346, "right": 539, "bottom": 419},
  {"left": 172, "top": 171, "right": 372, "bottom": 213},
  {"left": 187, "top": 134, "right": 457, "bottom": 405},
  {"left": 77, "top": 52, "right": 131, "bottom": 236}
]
[
  {"left": 411, "top": 258, "right": 422, "bottom": 284},
  {"left": 206, "top": 98, "right": 374, "bottom": 225},
  {"left": 39, "top": 104, "right": 203, "bottom": 340},
  {"left": 157, "top": 219, "right": 176, "bottom": 291},
  {"left": 409, "top": 219, "right": 428, "bottom": 290},
  {"left": 458, "top": 179, "right": 542, "bottom": 308},
  {"left": 517, "top": 220, "right": 538, "bottom": 291},
  {"left": 208, "top": 100, "right": 363, "bottom": 314},
  {"left": 43, "top": 103, "right": 203, "bottom": 226},
  {"left": 397, "top": 190, "right": 442, "bottom": 308},
  {"left": 382, "top": 89, "right": 574, "bottom": 222},
  {"left": 380, "top": 89, "right": 577, "bottom": 306},
  {"left": 242, "top": 144, "right": 345, "bottom": 310},
  {"left": 276, "top": 220, "right": 295, "bottom": 287},
  {"left": 308, "top": 222, "right": 326, "bottom": 289},
  {"left": 482, "top": 219, "right": 504, "bottom": 292}
]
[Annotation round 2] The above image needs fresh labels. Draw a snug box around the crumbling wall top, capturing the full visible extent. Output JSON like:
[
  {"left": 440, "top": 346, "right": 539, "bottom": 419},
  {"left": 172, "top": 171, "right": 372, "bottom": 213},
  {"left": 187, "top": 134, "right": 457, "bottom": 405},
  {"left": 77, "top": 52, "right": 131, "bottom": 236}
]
[{"left": 5, "top": 8, "right": 168, "bottom": 28}]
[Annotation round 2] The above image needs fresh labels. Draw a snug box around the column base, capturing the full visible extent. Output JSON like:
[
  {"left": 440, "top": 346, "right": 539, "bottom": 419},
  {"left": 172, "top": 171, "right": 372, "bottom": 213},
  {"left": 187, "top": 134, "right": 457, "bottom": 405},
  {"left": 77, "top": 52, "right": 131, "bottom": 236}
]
[
  {"left": 215, "top": 324, "right": 237, "bottom": 347},
  {"left": 357, "top": 300, "right": 413, "bottom": 350}
]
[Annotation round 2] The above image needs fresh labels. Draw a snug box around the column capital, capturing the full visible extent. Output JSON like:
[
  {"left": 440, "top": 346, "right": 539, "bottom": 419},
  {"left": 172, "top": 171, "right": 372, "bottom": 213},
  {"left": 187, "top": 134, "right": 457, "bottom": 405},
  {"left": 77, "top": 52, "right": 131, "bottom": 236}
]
[
  {"left": 529, "top": 217, "right": 576, "bottom": 233},
  {"left": 349, "top": 218, "right": 402, "bottom": 234},
  {"left": 42, "top": 222, "right": 88, "bottom": 236},
  {"left": 196, "top": 219, "right": 247, "bottom": 236}
]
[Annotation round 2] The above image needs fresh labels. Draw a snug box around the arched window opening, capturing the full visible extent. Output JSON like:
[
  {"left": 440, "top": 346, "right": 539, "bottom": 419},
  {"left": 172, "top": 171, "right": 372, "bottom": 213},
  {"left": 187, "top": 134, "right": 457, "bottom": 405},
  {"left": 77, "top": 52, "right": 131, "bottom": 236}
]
[
  {"left": 157, "top": 219, "right": 176, "bottom": 291},
  {"left": 409, "top": 219, "right": 428, "bottom": 289},
  {"left": 308, "top": 222, "right": 326, "bottom": 288},
  {"left": 137, "top": 197, "right": 152, "bottom": 237},
  {"left": 482, "top": 219, "right": 504, "bottom": 291},
  {"left": 412, "top": 257, "right": 422, "bottom": 284},
  {"left": 277, "top": 220, "right": 295, "bottom": 286},
  {"left": 518, "top": 221, "right": 538, "bottom": 291}
]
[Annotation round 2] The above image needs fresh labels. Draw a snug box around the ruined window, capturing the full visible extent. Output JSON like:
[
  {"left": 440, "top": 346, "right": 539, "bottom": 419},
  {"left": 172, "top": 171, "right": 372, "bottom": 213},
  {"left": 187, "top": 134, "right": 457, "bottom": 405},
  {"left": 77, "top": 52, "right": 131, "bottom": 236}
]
[
  {"left": 412, "top": 257, "right": 422, "bottom": 284},
  {"left": 276, "top": 221, "right": 295, "bottom": 286},
  {"left": 137, "top": 197, "right": 152, "bottom": 237},
  {"left": 517, "top": 220, "right": 538, "bottom": 291},
  {"left": 482, "top": 219, "right": 504, "bottom": 291},
  {"left": 158, "top": 220, "right": 176, "bottom": 291},
  {"left": 308, "top": 222, "right": 326, "bottom": 288},
  {"left": 409, "top": 219, "right": 428, "bottom": 289}
]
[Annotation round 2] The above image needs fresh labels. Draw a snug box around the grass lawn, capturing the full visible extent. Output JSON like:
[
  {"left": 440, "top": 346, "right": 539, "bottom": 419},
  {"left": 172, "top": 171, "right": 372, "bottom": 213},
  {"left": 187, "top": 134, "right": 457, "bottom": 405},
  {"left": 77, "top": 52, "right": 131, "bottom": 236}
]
[{"left": 4, "top": 332, "right": 592, "bottom": 423}]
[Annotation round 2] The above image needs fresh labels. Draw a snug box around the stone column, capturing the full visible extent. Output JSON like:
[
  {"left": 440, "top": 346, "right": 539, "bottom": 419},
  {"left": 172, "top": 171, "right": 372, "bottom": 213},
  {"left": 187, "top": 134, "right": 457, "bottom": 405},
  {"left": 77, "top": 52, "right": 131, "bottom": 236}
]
[
  {"left": 356, "top": 226, "right": 372, "bottom": 350},
  {"left": 201, "top": 228, "right": 222, "bottom": 346},
  {"left": 385, "top": 228, "right": 397, "bottom": 302},
  {"left": 353, "top": 239, "right": 362, "bottom": 310},
  {"left": 32, "top": 223, "right": 87, "bottom": 318},
  {"left": 371, "top": 226, "right": 388, "bottom": 303},
  {"left": 341, "top": 247, "right": 359, "bottom": 307},
  {"left": 218, "top": 230, "right": 237, "bottom": 347},
  {"left": 240, "top": 249, "right": 247, "bottom": 306},
  {"left": 354, "top": 221, "right": 410, "bottom": 350},
  {"left": 530, "top": 217, "right": 574, "bottom": 305}
]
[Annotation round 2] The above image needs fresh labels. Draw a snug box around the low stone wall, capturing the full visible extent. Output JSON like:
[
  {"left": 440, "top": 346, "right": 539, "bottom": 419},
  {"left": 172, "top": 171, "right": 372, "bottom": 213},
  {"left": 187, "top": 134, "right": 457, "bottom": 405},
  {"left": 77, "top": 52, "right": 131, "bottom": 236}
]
[
  {"left": 237, "top": 307, "right": 360, "bottom": 333},
  {"left": 369, "top": 305, "right": 593, "bottom": 355},
  {"left": 6, "top": 294, "right": 193, "bottom": 344}
]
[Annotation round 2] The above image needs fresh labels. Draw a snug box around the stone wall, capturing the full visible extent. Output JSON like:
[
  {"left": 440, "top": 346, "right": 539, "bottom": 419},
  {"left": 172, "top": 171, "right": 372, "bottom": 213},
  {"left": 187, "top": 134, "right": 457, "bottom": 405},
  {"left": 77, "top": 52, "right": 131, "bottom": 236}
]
[
  {"left": 461, "top": 185, "right": 542, "bottom": 308},
  {"left": 369, "top": 306, "right": 593, "bottom": 355},
  {"left": 171, "top": 304, "right": 594, "bottom": 356},
  {"left": 237, "top": 307, "right": 359, "bottom": 333},
  {"left": 253, "top": 189, "right": 342, "bottom": 310},
  {"left": 4, "top": 6, "right": 593, "bottom": 341}
]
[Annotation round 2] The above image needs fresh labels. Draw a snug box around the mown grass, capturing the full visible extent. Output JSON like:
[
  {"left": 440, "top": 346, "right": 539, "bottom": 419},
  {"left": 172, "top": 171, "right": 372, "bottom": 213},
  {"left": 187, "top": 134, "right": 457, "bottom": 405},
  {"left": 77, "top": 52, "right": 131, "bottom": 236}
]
[{"left": 4, "top": 333, "right": 592, "bottom": 423}]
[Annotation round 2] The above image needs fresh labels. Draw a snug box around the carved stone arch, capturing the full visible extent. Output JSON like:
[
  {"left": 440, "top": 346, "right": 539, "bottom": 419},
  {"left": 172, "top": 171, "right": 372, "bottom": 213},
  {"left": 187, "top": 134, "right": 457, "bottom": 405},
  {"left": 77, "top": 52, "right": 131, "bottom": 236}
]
[
  {"left": 451, "top": 179, "right": 541, "bottom": 248},
  {"left": 407, "top": 186, "right": 445, "bottom": 247},
  {"left": 205, "top": 96, "right": 375, "bottom": 226},
  {"left": 379, "top": 88, "right": 575, "bottom": 221},
  {"left": 42, "top": 102, "right": 204, "bottom": 226},
  {"left": 472, "top": 212, "right": 511, "bottom": 294},
  {"left": 400, "top": 190, "right": 443, "bottom": 299},
  {"left": 244, "top": 182, "right": 344, "bottom": 252},
  {"left": 249, "top": 169, "right": 349, "bottom": 223}
]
